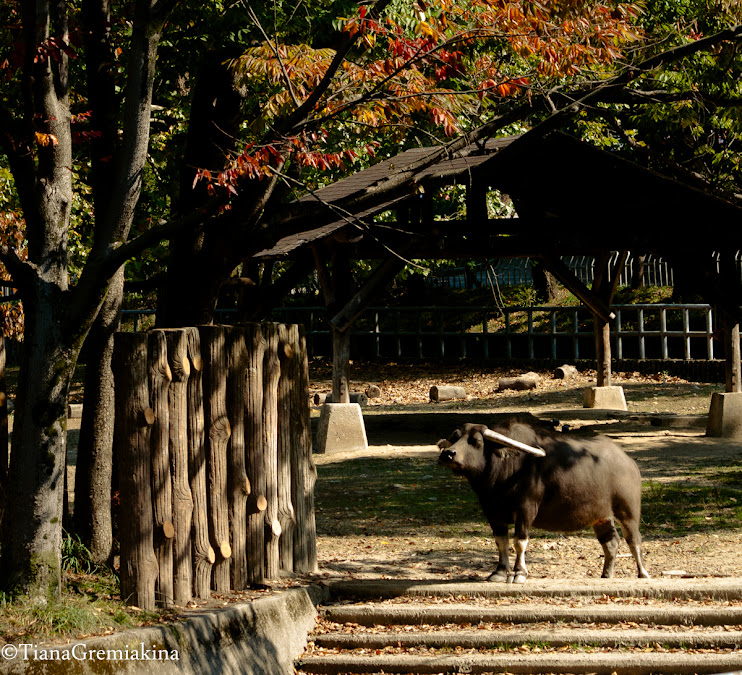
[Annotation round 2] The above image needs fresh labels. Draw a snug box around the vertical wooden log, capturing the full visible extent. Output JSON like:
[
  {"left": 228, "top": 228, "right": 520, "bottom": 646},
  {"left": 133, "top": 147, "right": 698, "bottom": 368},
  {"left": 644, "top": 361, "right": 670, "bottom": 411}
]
[
  {"left": 245, "top": 323, "right": 267, "bottom": 586},
  {"left": 331, "top": 327, "right": 351, "bottom": 404},
  {"left": 290, "top": 325, "right": 318, "bottom": 573},
  {"left": 594, "top": 319, "right": 612, "bottom": 388},
  {"left": 186, "top": 328, "right": 215, "bottom": 599},
  {"left": 721, "top": 311, "right": 742, "bottom": 393},
  {"left": 277, "top": 325, "right": 296, "bottom": 572},
  {"left": 200, "top": 326, "right": 232, "bottom": 592},
  {"left": 262, "top": 323, "right": 282, "bottom": 579},
  {"left": 148, "top": 331, "right": 174, "bottom": 607},
  {"left": 227, "top": 326, "right": 250, "bottom": 590},
  {"left": 114, "top": 333, "right": 158, "bottom": 610},
  {"left": 164, "top": 329, "right": 193, "bottom": 606}
]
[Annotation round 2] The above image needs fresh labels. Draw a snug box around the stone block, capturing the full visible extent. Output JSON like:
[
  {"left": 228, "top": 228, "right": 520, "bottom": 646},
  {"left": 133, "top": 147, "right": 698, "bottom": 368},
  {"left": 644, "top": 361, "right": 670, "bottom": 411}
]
[
  {"left": 706, "top": 391, "right": 742, "bottom": 439},
  {"left": 583, "top": 385, "right": 627, "bottom": 411},
  {"left": 316, "top": 402, "right": 368, "bottom": 454}
]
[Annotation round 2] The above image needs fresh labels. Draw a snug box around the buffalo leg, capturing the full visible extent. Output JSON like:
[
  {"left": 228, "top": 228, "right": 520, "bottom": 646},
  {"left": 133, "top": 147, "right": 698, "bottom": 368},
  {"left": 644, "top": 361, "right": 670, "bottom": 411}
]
[
  {"left": 512, "top": 538, "right": 529, "bottom": 584},
  {"left": 593, "top": 519, "right": 619, "bottom": 578},
  {"left": 616, "top": 516, "right": 650, "bottom": 579},
  {"left": 487, "top": 526, "right": 510, "bottom": 582}
]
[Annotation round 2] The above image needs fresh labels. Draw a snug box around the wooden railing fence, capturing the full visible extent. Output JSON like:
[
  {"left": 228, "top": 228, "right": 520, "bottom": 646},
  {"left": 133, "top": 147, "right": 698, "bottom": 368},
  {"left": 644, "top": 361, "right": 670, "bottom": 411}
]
[{"left": 113, "top": 324, "right": 316, "bottom": 610}]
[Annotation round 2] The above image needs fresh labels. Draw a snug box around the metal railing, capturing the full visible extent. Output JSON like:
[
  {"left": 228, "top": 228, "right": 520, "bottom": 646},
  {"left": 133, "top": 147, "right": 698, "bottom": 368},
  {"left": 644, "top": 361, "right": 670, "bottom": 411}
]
[{"left": 121, "top": 303, "right": 722, "bottom": 363}]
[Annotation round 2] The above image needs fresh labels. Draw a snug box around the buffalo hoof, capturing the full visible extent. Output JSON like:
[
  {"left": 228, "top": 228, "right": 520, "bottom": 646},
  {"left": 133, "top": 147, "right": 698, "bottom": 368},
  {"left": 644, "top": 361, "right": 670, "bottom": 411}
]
[
  {"left": 512, "top": 573, "right": 527, "bottom": 584},
  {"left": 486, "top": 571, "right": 509, "bottom": 583}
]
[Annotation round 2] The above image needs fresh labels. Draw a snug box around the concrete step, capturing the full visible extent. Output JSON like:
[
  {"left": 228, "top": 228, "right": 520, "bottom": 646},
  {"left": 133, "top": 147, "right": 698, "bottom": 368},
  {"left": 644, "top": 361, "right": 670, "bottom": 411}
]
[
  {"left": 297, "top": 651, "right": 742, "bottom": 675},
  {"left": 299, "top": 579, "right": 742, "bottom": 675},
  {"left": 314, "top": 628, "right": 742, "bottom": 650},
  {"left": 322, "top": 602, "right": 742, "bottom": 627},
  {"left": 325, "top": 578, "right": 742, "bottom": 601}
]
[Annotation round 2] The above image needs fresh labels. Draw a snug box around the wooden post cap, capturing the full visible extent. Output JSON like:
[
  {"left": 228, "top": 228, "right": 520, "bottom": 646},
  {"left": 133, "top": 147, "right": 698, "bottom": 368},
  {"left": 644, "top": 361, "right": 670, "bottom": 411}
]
[
  {"left": 206, "top": 546, "right": 216, "bottom": 564},
  {"left": 162, "top": 521, "right": 175, "bottom": 539}
]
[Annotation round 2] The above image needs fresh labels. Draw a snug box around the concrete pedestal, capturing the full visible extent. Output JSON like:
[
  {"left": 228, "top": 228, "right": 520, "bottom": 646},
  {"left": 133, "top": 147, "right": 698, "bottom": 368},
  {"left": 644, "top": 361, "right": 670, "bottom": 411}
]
[
  {"left": 583, "top": 385, "right": 627, "bottom": 411},
  {"left": 706, "top": 391, "right": 742, "bottom": 439},
  {"left": 316, "top": 403, "right": 368, "bottom": 454}
]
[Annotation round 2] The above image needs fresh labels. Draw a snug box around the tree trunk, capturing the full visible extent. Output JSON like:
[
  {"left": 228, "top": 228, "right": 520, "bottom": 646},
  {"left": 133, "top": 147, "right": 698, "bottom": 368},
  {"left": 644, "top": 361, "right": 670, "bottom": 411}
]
[{"left": 74, "top": 269, "right": 123, "bottom": 564}]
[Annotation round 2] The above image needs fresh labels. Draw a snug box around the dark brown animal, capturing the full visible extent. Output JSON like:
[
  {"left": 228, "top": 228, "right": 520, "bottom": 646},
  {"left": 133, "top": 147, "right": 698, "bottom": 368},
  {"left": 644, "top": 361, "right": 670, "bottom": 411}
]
[{"left": 437, "top": 416, "right": 650, "bottom": 583}]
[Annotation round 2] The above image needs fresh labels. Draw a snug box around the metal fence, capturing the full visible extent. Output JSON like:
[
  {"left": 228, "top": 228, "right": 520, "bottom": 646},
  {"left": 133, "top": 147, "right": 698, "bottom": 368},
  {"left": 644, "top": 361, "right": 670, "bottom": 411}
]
[
  {"left": 426, "top": 254, "right": 674, "bottom": 289},
  {"left": 122, "top": 303, "right": 723, "bottom": 364}
]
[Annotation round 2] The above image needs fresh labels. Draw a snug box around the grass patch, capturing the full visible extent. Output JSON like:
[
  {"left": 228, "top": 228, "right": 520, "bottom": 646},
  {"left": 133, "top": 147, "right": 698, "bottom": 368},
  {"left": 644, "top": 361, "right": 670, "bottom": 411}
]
[
  {"left": 0, "top": 533, "right": 173, "bottom": 642},
  {"left": 642, "top": 480, "right": 742, "bottom": 535},
  {"left": 315, "top": 455, "right": 487, "bottom": 539}
]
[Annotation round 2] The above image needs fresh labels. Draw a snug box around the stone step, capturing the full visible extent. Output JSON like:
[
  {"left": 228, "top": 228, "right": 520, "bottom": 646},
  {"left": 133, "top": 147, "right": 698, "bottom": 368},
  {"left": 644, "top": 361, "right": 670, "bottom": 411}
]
[
  {"left": 325, "top": 578, "right": 742, "bottom": 602},
  {"left": 297, "top": 651, "right": 742, "bottom": 675},
  {"left": 313, "top": 628, "right": 742, "bottom": 650},
  {"left": 322, "top": 602, "right": 742, "bottom": 627}
]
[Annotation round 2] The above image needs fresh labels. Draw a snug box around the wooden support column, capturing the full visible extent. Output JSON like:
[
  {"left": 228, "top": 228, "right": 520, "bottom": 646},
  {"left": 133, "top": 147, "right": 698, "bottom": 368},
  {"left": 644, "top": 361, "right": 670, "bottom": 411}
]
[
  {"left": 720, "top": 309, "right": 742, "bottom": 393},
  {"left": 313, "top": 244, "right": 353, "bottom": 404}
]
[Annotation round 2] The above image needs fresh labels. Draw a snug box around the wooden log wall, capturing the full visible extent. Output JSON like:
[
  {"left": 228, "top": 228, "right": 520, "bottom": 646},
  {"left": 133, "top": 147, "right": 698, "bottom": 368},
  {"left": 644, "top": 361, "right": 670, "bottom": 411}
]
[{"left": 114, "top": 323, "right": 316, "bottom": 610}]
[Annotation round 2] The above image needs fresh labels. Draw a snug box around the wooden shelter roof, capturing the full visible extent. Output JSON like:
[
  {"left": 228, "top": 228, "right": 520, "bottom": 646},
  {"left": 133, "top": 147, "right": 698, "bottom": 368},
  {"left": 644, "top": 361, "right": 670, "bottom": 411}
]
[{"left": 255, "top": 129, "right": 742, "bottom": 261}]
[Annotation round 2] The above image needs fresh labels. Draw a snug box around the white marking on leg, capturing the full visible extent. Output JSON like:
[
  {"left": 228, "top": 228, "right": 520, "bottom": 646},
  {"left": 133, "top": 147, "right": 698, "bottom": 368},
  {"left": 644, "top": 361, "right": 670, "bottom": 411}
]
[{"left": 512, "top": 538, "right": 529, "bottom": 584}]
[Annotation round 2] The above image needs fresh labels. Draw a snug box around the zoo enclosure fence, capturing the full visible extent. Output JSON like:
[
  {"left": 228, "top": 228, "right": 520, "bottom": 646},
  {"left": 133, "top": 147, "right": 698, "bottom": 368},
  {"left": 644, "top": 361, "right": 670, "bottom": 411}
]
[{"left": 123, "top": 304, "right": 722, "bottom": 366}]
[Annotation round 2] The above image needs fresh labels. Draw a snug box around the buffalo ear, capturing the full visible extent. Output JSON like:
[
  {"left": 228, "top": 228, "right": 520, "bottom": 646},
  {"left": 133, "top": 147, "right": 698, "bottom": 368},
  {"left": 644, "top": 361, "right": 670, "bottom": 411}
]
[
  {"left": 437, "top": 439, "right": 452, "bottom": 449},
  {"left": 493, "top": 446, "right": 506, "bottom": 458}
]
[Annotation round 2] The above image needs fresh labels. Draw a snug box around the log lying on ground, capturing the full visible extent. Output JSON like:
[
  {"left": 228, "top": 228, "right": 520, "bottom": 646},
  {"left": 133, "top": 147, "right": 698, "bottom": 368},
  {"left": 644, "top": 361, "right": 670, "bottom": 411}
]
[
  {"left": 554, "top": 364, "right": 579, "bottom": 380},
  {"left": 366, "top": 384, "right": 382, "bottom": 399},
  {"left": 313, "top": 392, "right": 369, "bottom": 406},
  {"left": 497, "top": 372, "right": 541, "bottom": 391},
  {"left": 429, "top": 385, "right": 467, "bottom": 402}
]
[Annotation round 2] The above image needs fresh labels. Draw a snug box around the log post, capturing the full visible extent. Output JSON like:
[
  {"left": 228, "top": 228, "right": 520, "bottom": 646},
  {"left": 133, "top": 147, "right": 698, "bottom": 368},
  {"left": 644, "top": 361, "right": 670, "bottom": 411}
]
[
  {"left": 262, "top": 323, "right": 282, "bottom": 580},
  {"left": 277, "top": 325, "right": 296, "bottom": 573},
  {"left": 200, "top": 326, "right": 232, "bottom": 592},
  {"left": 114, "top": 333, "right": 158, "bottom": 610},
  {"left": 721, "top": 309, "right": 742, "bottom": 393},
  {"left": 148, "top": 331, "right": 174, "bottom": 607},
  {"left": 245, "top": 323, "right": 267, "bottom": 586},
  {"left": 594, "top": 319, "right": 612, "bottom": 388},
  {"left": 227, "top": 326, "right": 251, "bottom": 590},
  {"left": 164, "top": 329, "right": 193, "bottom": 606},
  {"left": 186, "top": 328, "right": 215, "bottom": 599},
  {"left": 290, "top": 325, "right": 317, "bottom": 573}
]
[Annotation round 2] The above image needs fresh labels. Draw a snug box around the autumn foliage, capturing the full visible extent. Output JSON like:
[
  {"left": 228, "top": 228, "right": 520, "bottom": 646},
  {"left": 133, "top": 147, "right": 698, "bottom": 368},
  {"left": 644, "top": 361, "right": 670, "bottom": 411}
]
[{"left": 193, "top": 0, "right": 640, "bottom": 196}]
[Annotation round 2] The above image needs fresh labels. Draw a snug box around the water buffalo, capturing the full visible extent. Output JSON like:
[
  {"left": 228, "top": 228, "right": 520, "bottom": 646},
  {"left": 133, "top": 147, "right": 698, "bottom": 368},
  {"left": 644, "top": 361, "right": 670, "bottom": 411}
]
[{"left": 437, "top": 415, "right": 650, "bottom": 583}]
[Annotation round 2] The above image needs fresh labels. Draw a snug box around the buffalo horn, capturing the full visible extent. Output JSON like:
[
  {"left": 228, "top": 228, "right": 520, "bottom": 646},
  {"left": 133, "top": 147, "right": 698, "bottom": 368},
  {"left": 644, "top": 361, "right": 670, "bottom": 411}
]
[{"left": 482, "top": 429, "right": 546, "bottom": 457}]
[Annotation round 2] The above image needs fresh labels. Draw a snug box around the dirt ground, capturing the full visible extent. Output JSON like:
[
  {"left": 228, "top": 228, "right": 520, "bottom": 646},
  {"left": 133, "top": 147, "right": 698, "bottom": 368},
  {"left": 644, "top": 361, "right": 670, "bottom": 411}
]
[{"left": 308, "top": 364, "right": 742, "bottom": 585}]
